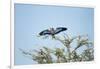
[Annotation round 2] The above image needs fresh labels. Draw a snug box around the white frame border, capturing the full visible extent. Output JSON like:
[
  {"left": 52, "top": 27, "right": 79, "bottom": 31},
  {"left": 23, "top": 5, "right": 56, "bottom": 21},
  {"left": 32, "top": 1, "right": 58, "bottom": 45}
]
[{"left": 10, "top": 0, "right": 95, "bottom": 69}]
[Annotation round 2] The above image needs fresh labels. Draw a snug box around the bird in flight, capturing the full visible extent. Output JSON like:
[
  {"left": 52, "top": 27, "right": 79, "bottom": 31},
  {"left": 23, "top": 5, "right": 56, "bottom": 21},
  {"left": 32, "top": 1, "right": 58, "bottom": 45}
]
[{"left": 39, "top": 27, "right": 67, "bottom": 38}]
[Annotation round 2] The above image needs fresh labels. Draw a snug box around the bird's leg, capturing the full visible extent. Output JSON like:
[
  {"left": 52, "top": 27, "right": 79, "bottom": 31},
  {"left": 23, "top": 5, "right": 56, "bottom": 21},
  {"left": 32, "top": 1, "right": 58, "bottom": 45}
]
[{"left": 51, "top": 35, "right": 56, "bottom": 39}]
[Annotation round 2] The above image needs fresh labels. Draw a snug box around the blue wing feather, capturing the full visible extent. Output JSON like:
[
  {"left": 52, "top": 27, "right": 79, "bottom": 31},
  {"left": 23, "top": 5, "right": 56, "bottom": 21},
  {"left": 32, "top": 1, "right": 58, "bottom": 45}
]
[
  {"left": 39, "top": 29, "right": 51, "bottom": 35},
  {"left": 55, "top": 27, "right": 67, "bottom": 34}
]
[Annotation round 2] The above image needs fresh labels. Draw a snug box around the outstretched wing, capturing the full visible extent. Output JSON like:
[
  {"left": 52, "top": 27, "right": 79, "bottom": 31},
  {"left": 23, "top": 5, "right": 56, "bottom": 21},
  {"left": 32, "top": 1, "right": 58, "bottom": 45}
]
[
  {"left": 39, "top": 29, "right": 51, "bottom": 36},
  {"left": 55, "top": 27, "right": 67, "bottom": 34}
]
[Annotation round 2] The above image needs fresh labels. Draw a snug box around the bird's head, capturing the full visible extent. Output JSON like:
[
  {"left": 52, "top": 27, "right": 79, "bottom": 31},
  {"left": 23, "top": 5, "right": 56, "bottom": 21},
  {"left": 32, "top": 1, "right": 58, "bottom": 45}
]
[
  {"left": 49, "top": 27, "right": 55, "bottom": 35},
  {"left": 50, "top": 27, "right": 54, "bottom": 30}
]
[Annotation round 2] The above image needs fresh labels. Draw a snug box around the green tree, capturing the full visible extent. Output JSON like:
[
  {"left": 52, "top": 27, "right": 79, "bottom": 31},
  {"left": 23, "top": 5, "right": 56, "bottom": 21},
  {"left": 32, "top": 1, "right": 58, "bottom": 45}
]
[{"left": 20, "top": 34, "right": 94, "bottom": 64}]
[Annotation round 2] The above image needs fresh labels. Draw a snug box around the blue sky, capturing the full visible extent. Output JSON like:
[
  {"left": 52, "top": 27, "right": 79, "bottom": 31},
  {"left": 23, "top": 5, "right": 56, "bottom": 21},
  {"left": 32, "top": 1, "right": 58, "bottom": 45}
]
[{"left": 14, "top": 4, "right": 94, "bottom": 65}]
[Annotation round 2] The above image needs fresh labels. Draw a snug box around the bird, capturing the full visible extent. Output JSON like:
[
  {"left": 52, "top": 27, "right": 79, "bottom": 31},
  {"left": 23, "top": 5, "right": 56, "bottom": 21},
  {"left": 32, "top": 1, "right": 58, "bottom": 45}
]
[{"left": 39, "top": 27, "right": 67, "bottom": 38}]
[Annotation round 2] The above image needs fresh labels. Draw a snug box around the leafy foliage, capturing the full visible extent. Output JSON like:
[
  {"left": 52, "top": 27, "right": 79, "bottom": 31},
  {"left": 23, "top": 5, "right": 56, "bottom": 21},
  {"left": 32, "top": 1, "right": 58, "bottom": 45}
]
[{"left": 20, "top": 34, "right": 94, "bottom": 64}]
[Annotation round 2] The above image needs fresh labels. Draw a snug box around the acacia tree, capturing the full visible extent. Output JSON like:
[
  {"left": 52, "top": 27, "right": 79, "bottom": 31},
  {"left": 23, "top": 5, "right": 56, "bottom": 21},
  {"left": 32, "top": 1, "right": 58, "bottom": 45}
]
[{"left": 20, "top": 34, "right": 94, "bottom": 64}]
